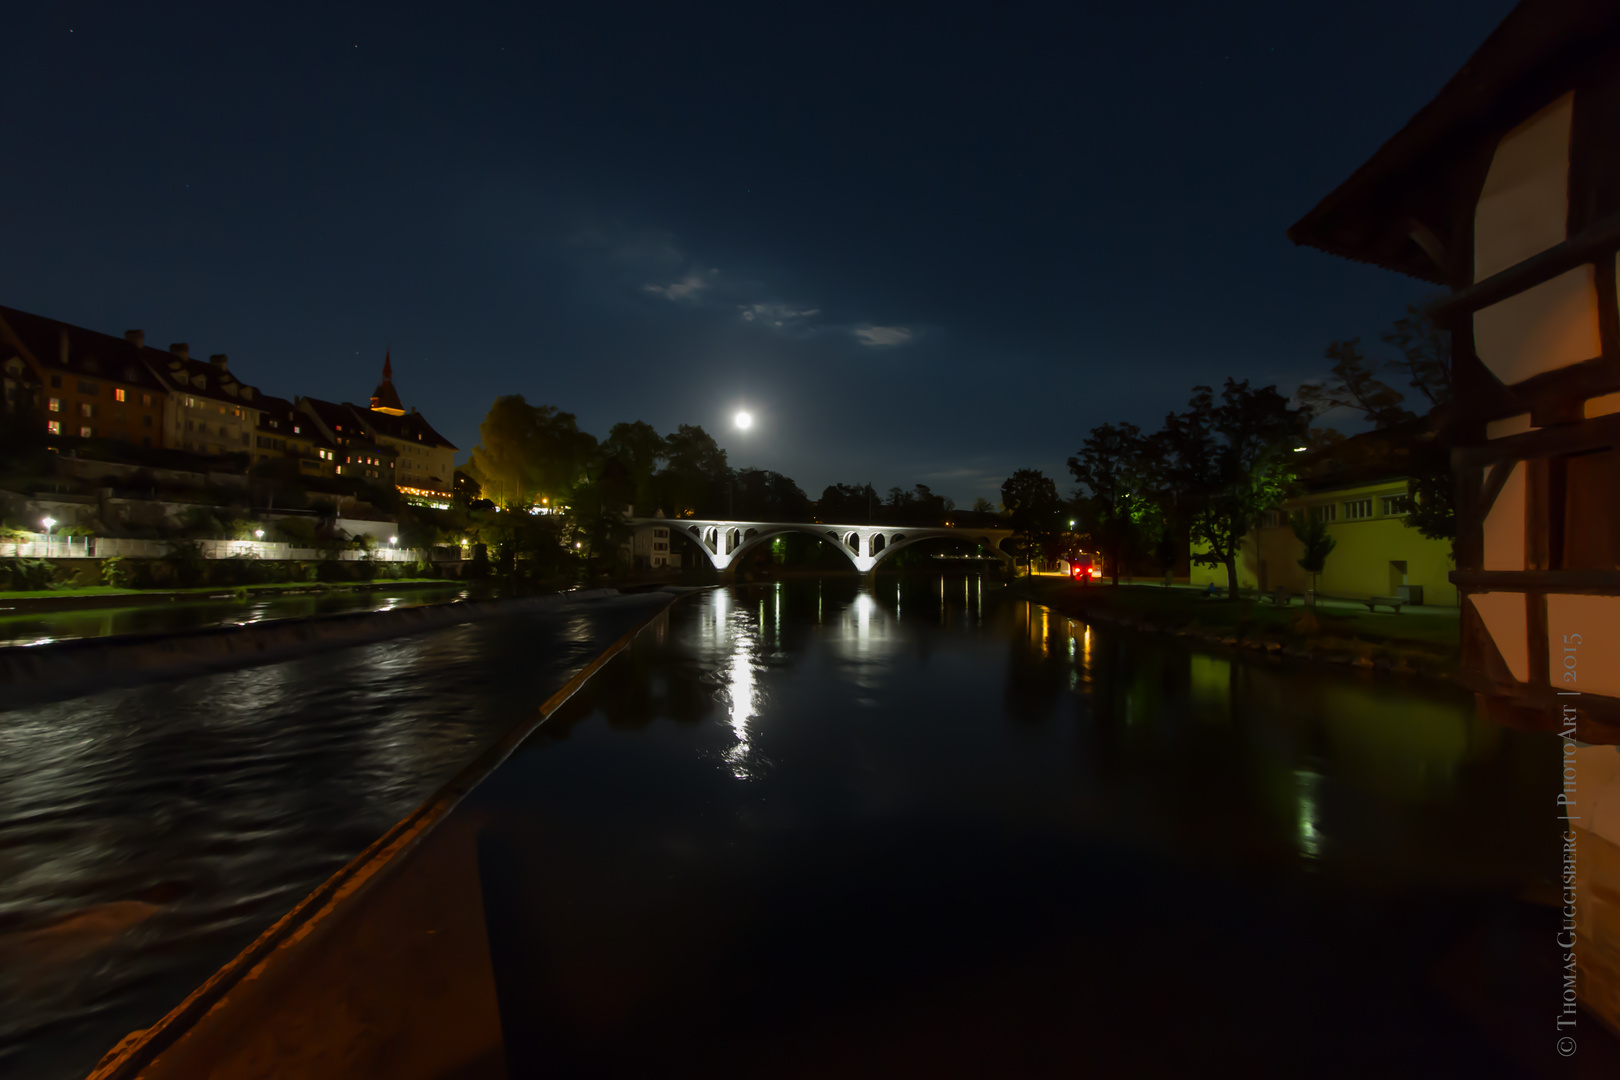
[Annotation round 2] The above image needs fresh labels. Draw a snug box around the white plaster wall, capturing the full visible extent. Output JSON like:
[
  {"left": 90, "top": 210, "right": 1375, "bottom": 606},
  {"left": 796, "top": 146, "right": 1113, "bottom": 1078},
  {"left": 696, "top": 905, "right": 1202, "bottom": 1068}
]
[
  {"left": 1474, "top": 93, "right": 1572, "bottom": 280},
  {"left": 1470, "top": 591, "right": 1529, "bottom": 682},
  {"left": 1482, "top": 462, "right": 1526, "bottom": 570},
  {"left": 1474, "top": 266, "right": 1602, "bottom": 385},
  {"left": 1547, "top": 595, "right": 1620, "bottom": 699}
]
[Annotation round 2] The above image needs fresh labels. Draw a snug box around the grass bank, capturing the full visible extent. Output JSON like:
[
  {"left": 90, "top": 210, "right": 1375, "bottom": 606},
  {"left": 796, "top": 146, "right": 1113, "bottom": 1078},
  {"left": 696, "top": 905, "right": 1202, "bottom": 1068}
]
[{"left": 1013, "top": 578, "right": 1462, "bottom": 680}]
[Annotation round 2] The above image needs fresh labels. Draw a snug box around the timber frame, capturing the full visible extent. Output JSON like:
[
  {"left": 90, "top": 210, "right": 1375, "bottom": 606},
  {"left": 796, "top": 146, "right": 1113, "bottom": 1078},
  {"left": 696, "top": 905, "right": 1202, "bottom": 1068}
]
[{"left": 1289, "top": 0, "right": 1620, "bottom": 742}]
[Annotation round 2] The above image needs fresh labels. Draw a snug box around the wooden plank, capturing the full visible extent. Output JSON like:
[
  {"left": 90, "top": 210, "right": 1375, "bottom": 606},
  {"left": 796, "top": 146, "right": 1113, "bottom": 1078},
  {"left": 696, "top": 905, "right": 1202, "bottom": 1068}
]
[
  {"left": 1455, "top": 412, "right": 1620, "bottom": 468},
  {"left": 1529, "top": 591, "right": 1551, "bottom": 686},
  {"left": 1451, "top": 569, "right": 1620, "bottom": 591},
  {"left": 1428, "top": 216, "right": 1620, "bottom": 325}
]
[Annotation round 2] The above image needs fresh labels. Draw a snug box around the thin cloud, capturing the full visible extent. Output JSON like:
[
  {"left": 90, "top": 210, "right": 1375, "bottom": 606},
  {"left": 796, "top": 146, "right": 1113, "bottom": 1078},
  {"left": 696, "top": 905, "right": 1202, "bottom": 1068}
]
[
  {"left": 644, "top": 268, "right": 718, "bottom": 301},
  {"left": 855, "top": 325, "right": 913, "bottom": 347},
  {"left": 740, "top": 302, "right": 820, "bottom": 328}
]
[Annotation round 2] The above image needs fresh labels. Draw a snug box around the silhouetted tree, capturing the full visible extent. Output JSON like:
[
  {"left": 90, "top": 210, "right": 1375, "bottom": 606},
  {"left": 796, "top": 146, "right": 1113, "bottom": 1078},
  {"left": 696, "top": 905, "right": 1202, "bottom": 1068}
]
[
  {"left": 1069, "top": 421, "right": 1146, "bottom": 585},
  {"left": 1000, "top": 468, "right": 1064, "bottom": 575}
]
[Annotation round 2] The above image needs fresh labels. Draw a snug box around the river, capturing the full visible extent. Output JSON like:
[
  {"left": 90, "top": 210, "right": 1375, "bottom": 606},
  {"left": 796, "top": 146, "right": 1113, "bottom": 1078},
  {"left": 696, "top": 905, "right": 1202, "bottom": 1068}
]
[{"left": 0, "top": 578, "right": 1575, "bottom": 1078}]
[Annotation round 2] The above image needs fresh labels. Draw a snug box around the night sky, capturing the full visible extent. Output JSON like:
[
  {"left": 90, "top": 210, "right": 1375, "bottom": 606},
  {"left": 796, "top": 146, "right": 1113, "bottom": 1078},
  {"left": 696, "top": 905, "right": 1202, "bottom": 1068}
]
[{"left": 3, "top": 2, "right": 1516, "bottom": 504}]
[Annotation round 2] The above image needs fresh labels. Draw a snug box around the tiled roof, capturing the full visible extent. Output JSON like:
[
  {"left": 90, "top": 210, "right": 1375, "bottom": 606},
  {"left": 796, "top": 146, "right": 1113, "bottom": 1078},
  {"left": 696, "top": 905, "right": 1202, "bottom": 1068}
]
[
  {"left": 359, "top": 406, "right": 457, "bottom": 450},
  {"left": 0, "top": 304, "right": 169, "bottom": 392},
  {"left": 145, "top": 352, "right": 263, "bottom": 408}
]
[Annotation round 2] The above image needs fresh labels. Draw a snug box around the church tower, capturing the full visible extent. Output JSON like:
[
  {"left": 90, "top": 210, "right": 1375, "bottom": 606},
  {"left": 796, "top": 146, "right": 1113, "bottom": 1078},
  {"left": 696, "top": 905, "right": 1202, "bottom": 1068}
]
[{"left": 369, "top": 351, "right": 406, "bottom": 415}]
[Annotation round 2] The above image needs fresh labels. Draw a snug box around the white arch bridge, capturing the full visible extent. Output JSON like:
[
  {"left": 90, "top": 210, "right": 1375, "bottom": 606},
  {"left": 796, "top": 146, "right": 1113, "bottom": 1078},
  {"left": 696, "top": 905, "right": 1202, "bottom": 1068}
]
[{"left": 629, "top": 518, "right": 1016, "bottom": 574}]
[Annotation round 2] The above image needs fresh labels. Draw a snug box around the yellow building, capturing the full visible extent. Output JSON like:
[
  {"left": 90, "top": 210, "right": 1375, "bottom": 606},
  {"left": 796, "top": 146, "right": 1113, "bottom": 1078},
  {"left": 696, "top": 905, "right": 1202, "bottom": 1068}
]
[
  {"left": 1190, "top": 424, "right": 1457, "bottom": 604},
  {"left": 1190, "top": 478, "right": 1456, "bottom": 605}
]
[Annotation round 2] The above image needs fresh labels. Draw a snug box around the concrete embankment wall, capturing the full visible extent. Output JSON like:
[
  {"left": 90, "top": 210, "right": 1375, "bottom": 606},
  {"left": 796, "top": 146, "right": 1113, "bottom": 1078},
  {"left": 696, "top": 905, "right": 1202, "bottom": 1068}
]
[{"left": 0, "top": 589, "right": 621, "bottom": 706}]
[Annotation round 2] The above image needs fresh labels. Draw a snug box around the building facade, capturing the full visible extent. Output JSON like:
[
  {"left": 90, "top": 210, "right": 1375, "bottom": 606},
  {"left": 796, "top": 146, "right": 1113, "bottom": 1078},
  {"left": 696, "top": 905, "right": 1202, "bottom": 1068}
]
[
  {"left": 146, "top": 345, "right": 263, "bottom": 458},
  {"left": 1, "top": 306, "right": 168, "bottom": 448}
]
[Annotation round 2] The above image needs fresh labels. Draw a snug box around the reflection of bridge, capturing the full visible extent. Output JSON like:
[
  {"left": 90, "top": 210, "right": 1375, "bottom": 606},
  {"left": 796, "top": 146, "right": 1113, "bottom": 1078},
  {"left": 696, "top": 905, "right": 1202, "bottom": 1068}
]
[{"left": 629, "top": 517, "right": 1015, "bottom": 573}]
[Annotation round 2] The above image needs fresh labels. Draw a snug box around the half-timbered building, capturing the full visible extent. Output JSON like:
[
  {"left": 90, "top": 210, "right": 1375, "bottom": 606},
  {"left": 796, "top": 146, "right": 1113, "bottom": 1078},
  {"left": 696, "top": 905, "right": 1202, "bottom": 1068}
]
[{"left": 1289, "top": 0, "right": 1620, "bottom": 1035}]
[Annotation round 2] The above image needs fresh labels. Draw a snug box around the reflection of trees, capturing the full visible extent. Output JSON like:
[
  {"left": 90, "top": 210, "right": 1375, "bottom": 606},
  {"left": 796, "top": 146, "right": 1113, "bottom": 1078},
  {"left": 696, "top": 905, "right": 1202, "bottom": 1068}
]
[{"left": 1002, "top": 601, "right": 1071, "bottom": 725}]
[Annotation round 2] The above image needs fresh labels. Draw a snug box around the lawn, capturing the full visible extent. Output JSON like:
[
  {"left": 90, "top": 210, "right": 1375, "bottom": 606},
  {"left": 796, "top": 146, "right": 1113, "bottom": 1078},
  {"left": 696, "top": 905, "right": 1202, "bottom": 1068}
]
[{"left": 1021, "top": 579, "right": 1462, "bottom": 658}]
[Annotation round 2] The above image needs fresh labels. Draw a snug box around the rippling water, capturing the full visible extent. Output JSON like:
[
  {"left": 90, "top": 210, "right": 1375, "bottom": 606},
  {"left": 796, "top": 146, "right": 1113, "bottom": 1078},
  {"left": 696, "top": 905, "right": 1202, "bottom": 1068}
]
[
  {"left": 0, "top": 583, "right": 477, "bottom": 648},
  {"left": 0, "top": 590, "right": 673, "bottom": 1080}
]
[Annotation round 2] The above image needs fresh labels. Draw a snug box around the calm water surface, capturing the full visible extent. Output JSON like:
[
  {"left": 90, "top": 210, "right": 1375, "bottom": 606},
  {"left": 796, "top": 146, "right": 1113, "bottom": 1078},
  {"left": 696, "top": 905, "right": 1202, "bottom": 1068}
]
[
  {"left": 0, "top": 579, "right": 1573, "bottom": 1078},
  {"left": 474, "top": 579, "right": 1567, "bottom": 1078}
]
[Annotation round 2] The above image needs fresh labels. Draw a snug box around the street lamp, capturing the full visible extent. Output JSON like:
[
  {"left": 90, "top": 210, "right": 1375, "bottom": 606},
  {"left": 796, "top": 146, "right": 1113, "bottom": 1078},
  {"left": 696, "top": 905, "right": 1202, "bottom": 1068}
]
[
  {"left": 254, "top": 529, "right": 265, "bottom": 539},
  {"left": 41, "top": 517, "right": 56, "bottom": 534}
]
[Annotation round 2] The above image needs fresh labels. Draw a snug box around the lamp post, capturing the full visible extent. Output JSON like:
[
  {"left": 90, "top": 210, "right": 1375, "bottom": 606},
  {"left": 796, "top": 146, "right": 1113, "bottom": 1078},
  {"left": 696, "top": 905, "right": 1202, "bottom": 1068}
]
[
  {"left": 389, "top": 535, "right": 397, "bottom": 561},
  {"left": 41, "top": 517, "right": 55, "bottom": 557}
]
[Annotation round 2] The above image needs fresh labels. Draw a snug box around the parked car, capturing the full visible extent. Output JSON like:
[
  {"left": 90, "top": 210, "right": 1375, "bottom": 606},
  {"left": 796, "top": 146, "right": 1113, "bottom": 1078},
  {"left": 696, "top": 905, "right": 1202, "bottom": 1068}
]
[{"left": 1070, "top": 556, "right": 1102, "bottom": 583}]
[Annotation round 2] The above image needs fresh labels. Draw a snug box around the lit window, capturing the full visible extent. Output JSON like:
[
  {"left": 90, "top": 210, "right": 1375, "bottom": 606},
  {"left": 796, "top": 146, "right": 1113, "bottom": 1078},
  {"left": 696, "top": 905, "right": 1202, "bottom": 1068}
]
[
  {"left": 80, "top": 425, "right": 93, "bottom": 437},
  {"left": 142, "top": 393, "right": 153, "bottom": 406},
  {"left": 48, "top": 397, "right": 60, "bottom": 412},
  {"left": 1344, "top": 498, "right": 1373, "bottom": 521},
  {"left": 293, "top": 425, "right": 301, "bottom": 434},
  {"left": 114, "top": 388, "right": 126, "bottom": 402},
  {"left": 47, "top": 420, "right": 60, "bottom": 434},
  {"left": 80, "top": 403, "right": 93, "bottom": 417},
  {"left": 1380, "top": 494, "right": 1410, "bottom": 516}
]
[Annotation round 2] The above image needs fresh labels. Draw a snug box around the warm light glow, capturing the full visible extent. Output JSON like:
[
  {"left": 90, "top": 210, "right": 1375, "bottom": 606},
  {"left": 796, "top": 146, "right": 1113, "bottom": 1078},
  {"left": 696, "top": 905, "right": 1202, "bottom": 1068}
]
[
  {"left": 389, "top": 536, "right": 397, "bottom": 545},
  {"left": 1293, "top": 446, "right": 1307, "bottom": 452},
  {"left": 734, "top": 410, "right": 753, "bottom": 430},
  {"left": 41, "top": 517, "right": 56, "bottom": 531},
  {"left": 254, "top": 529, "right": 265, "bottom": 539}
]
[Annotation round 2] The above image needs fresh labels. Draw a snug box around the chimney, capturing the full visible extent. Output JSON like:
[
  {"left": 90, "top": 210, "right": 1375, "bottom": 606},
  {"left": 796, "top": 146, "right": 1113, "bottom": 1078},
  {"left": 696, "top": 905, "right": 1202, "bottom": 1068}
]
[
  {"left": 210, "top": 353, "right": 228, "bottom": 372},
  {"left": 124, "top": 329, "right": 145, "bottom": 348},
  {"left": 169, "top": 343, "right": 189, "bottom": 361}
]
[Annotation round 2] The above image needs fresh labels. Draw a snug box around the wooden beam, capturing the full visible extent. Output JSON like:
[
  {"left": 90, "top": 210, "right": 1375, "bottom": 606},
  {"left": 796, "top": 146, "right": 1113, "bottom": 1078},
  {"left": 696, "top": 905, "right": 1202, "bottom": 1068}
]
[
  {"left": 1455, "top": 412, "right": 1620, "bottom": 468},
  {"left": 1452, "top": 569, "right": 1620, "bottom": 591},
  {"left": 1428, "top": 215, "right": 1620, "bottom": 325}
]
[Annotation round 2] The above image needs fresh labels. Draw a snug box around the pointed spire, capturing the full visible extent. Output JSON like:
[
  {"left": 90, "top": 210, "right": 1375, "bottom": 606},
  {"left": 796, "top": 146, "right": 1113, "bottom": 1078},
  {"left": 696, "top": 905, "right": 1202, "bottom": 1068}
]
[{"left": 369, "top": 347, "right": 405, "bottom": 414}]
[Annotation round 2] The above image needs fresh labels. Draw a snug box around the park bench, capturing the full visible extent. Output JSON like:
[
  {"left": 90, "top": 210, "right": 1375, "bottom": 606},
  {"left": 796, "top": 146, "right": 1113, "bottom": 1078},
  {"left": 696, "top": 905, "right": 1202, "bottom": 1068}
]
[
  {"left": 1267, "top": 588, "right": 1294, "bottom": 607},
  {"left": 1363, "top": 595, "right": 1404, "bottom": 614}
]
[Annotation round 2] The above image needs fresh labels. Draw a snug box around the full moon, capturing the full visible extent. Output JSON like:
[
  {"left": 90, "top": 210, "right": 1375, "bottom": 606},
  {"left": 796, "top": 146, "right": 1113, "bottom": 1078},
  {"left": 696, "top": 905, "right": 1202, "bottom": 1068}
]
[{"left": 734, "top": 410, "right": 753, "bottom": 430}]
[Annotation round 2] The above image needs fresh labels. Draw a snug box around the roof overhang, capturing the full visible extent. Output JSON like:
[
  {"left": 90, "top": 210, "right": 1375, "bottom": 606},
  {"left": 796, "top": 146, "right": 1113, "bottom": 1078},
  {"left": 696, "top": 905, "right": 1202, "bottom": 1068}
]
[{"left": 1287, "top": 0, "right": 1620, "bottom": 283}]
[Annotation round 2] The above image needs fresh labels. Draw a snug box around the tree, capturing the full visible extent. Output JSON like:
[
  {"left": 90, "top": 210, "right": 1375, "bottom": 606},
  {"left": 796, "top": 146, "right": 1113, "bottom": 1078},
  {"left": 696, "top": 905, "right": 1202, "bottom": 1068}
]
[
  {"left": 1298, "top": 308, "right": 1456, "bottom": 544},
  {"left": 1068, "top": 422, "right": 1145, "bottom": 585},
  {"left": 1155, "top": 380, "right": 1308, "bottom": 597},
  {"left": 1291, "top": 513, "right": 1337, "bottom": 604},
  {"left": 1381, "top": 304, "right": 1452, "bottom": 407},
  {"left": 816, "top": 483, "right": 878, "bottom": 523},
  {"left": 734, "top": 469, "right": 812, "bottom": 521},
  {"left": 466, "top": 395, "right": 598, "bottom": 506},
  {"left": 1000, "top": 468, "right": 1064, "bottom": 575},
  {"left": 657, "top": 424, "right": 729, "bottom": 517},
  {"left": 601, "top": 420, "right": 667, "bottom": 514},
  {"left": 1295, "top": 340, "right": 1414, "bottom": 430}
]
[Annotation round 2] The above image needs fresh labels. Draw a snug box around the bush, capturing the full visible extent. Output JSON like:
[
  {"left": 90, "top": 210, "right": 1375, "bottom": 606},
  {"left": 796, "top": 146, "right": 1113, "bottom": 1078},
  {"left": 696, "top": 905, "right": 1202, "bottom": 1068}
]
[
  {"left": 1, "top": 556, "right": 56, "bottom": 591},
  {"left": 102, "top": 556, "right": 134, "bottom": 587},
  {"left": 315, "top": 558, "right": 351, "bottom": 583},
  {"left": 163, "top": 539, "right": 208, "bottom": 588}
]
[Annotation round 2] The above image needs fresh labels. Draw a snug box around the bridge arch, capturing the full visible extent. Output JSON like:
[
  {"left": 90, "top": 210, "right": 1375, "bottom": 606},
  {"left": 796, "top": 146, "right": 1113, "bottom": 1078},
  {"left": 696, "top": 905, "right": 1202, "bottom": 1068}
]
[{"left": 640, "top": 518, "right": 1016, "bottom": 574}]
